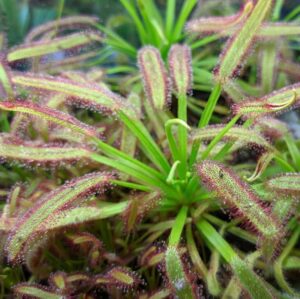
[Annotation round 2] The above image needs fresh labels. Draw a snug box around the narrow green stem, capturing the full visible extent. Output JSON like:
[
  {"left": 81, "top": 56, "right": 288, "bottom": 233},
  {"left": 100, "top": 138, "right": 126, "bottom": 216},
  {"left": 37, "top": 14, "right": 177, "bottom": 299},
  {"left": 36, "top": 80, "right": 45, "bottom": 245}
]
[
  {"left": 165, "top": 118, "right": 190, "bottom": 163},
  {"left": 169, "top": 206, "right": 188, "bottom": 246},
  {"left": 201, "top": 114, "right": 240, "bottom": 160},
  {"left": 177, "top": 93, "right": 188, "bottom": 178},
  {"left": 274, "top": 154, "right": 296, "bottom": 172},
  {"left": 119, "top": 111, "right": 170, "bottom": 174},
  {"left": 166, "top": 0, "right": 176, "bottom": 38},
  {"left": 274, "top": 227, "right": 300, "bottom": 294},
  {"left": 189, "top": 83, "right": 222, "bottom": 167},
  {"left": 111, "top": 180, "right": 151, "bottom": 192},
  {"left": 214, "top": 118, "right": 253, "bottom": 160},
  {"left": 167, "top": 161, "right": 181, "bottom": 184}
]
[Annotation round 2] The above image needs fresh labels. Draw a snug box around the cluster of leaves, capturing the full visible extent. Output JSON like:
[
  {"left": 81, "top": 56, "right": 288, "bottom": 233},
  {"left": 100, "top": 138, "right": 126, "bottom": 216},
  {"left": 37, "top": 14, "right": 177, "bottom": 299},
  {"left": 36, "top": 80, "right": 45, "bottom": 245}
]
[{"left": 0, "top": 0, "right": 300, "bottom": 298}]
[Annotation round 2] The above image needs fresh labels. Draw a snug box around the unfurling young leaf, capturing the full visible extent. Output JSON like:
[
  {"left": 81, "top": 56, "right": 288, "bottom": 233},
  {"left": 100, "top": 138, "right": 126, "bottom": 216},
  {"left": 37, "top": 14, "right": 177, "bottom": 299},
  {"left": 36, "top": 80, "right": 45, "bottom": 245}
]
[
  {"left": 165, "top": 246, "right": 200, "bottom": 299},
  {"left": 246, "top": 152, "right": 275, "bottom": 182},
  {"left": 214, "top": 0, "right": 273, "bottom": 84},
  {"left": 6, "top": 172, "right": 114, "bottom": 263},
  {"left": 233, "top": 84, "right": 299, "bottom": 120},
  {"left": 197, "top": 161, "right": 282, "bottom": 242},
  {"left": 0, "top": 134, "right": 92, "bottom": 165},
  {"left": 138, "top": 46, "right": 171, "bottom": 110},
  {"left": 0, "top": 101, "right": 99, "bottom": 138},
  {"left": 168, "top": 44, "right": 192, "bottom": 96},
  {"left": 186, "top": 0, "right": 253, "bottom": 35}
]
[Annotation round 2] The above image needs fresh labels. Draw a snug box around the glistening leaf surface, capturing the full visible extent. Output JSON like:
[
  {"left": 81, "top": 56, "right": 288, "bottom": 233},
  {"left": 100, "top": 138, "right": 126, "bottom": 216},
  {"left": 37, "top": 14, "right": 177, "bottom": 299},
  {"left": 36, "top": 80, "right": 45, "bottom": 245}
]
[
  {"left": 0, "top": 134, "right": 91, "bottom": 164},
  {"left": 192, "top": 125, "right": 273, "bottom": 151},
  {"left": 215, "top": 0, "right": 273, "bottom": 83},
  {"left": 165, "top": 246, "right": 199, "bottom": 299},
  {"left": 0, "top": 101, "right": 99, "bottom": 138},
  {"left": 233, "top": 83, "right": 299, "bottom": 119},
  {"left": 168, "top": 44, "right": 192, "bottom": 95},
  {"left": 186, "top": 1, "right": 253, "bottom": 35},
  {"left": 11, "top": 74, "right": 132, "bottom": 116},
  {"left": 25, "top": 16, "right": 99, "bottom": 42},
  {"left": 265, "top": 173, "right": 300, "bottom": 195},
  {"left": 13, "top": 284, "right": 62, "bottom": 299},
  {"left": 6, "top": 172, "right": 113, "bottom": 263},
  {"left": 197, "top": 161, "right": 281, "bottom": 240},
  {"left": 0, "top": 58, "right": 13, "bottom": 97},
  {"left": 138, "top": 46, "right": 171, "bottom": 110},
  {"left": 41, "top": 203, "right": 128, "bottom": 231},
  {"left": 8, "top": 32, "right": 102, "bottom": 61}
]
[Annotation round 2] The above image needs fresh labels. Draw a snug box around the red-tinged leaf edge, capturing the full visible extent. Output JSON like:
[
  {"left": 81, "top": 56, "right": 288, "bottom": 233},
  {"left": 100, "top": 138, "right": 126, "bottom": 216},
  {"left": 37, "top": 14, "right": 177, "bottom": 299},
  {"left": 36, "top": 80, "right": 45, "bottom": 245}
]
[
  {"left": 197, "top": 160, "right": 283, "bottom": 243},
  {"left": 6, "top": 172, "right": 114, "bottom": 264}
]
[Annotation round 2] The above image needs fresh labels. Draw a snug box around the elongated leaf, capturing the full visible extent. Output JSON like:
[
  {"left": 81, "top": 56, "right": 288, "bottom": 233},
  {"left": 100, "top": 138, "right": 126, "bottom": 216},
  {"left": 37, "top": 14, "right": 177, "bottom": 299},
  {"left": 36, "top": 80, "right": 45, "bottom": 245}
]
[
  {"left": 0, "top": 57, "right": 13, "bottom": 98},
  {"left": 25, "top": 16, "right": 99, "bottom": 42},
  {"left": 192, "top": 125, "right": 273, "bottom": 151},
  {"left": 8, "top": 32, "right": 102, "bottom": 62},
  {"left": 198, "top": 161, "right": 282, "bottom": 241},
  {"left": 139, "top": 289, "right": 171, "bottom": 299},
  {"left": 265, "top": 173, "right": 300, "bottom": 195},
  {"left": 215, "top": 0, "right": 273, "bottom": 83},
  {"left": 233, "top": 83, "right": 299, "bottom": 119},
  {"left": 11, "top": 74, "right": 131, "bottom": 116},
  {"left": 259, "top": 23, "right": 300, "bottom": 37},
  {"left": 188, "top": 22, "right": 300, "bottom": 38},
  {"left": 0, "top": 101, "right": 99, "bottom": 138},
  {"left": 254, "top": 117, "right": 289, "bottom": 140},
  {"left": 13, "top": 284, "right": 63, "bottom": 299},
  {"left": 168, "top": 44, "right": 192, "bottom": 96},
  {"left": 186, "top": 1, "right": 253, "bottom": 35},
  {"left": 122, "top": 192, "right": 160, "bottom": 232},
  {"left": 196, "top": 219, "right": 274, "bottom": 299},
  {"left": 41, "top": 203, "right": 128, "bottom": 231},
  {"left": 95, "top": 267, "right": 141, "bottom": 289},
  {"left": 6, "top": 172, "right": 113, "bottom": 263},
  {"left": 165, "top": 246, "right": 200, "bottom": 298},
  {"left": 138, "top": 46, "right": 171, "bottom": 110},
  {"left": 0, "top": 134, "right": 91, "bottom": 165}
]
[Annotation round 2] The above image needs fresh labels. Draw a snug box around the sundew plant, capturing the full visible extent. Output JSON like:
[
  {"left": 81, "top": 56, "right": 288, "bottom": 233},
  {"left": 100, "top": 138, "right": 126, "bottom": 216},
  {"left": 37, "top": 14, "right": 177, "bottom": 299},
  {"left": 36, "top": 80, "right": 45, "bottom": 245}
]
[{"left": 0, "top": 0, "right": 300, "bottom": 298}]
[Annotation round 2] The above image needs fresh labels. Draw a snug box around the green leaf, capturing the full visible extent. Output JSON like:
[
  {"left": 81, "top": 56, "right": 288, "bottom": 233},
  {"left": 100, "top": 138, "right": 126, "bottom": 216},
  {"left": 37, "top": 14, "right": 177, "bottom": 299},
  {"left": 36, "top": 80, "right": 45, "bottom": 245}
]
[
  {"left": 7, "top": 32, "right": 102, "bottom": 61},
  {"left": 215, "top": 0, "right": 273, "bottom": 84},
  {"left": 6, "top": 172, "right": 114, "bottom": 263},
  {"left": 138, "top": 46, "right": 171, "bottom": 110},
  {"left": 0, "top": 133, "right": 92, "bottom": 165},
  {"left": 13, "top": 284, "right": 62, "bottom": 299},
  {"left": 165, "top": 246, "right": 199, "bottom": 298},
  {"left": 198, "top": 161, "right": 282, "bottom": 241},
  {"left": 196, "top": 219, "right": 274, "bottom": 299}
]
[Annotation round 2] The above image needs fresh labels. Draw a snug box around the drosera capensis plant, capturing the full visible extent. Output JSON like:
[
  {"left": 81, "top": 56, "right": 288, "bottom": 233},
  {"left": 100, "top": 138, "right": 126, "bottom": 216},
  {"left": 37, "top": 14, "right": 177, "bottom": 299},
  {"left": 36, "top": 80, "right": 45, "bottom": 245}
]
[{"left": 0, "top": 0, "right": 300, "bottom": 298}]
